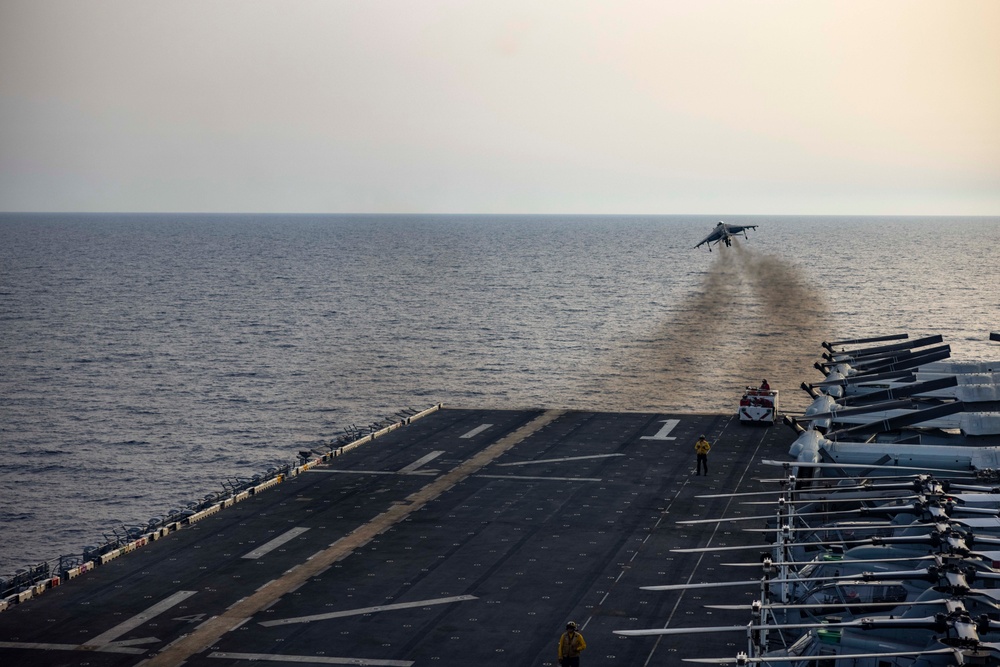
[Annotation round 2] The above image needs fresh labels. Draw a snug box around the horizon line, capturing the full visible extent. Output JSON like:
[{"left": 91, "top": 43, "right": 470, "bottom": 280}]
[{"left": 1, "top": 211, "right": 997, "bottom": 219}]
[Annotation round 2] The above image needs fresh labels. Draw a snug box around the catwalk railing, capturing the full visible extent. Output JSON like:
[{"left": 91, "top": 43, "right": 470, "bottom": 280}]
[{"left": 1, "top": 405, "right": 439, "bottom": 605}]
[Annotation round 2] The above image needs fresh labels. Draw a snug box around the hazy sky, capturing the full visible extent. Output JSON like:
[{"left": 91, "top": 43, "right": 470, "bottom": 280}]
[{"left": 1, "top": 1, "right": 998, "bottom": 215}]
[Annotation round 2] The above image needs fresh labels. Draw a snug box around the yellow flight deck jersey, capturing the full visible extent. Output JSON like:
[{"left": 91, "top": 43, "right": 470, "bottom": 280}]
[{"left": 558, "top": 630, "right": 586, "bottom": 660}]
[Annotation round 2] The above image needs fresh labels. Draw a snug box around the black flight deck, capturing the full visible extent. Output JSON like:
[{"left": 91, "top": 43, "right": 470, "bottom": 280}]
[{"left": 0, "top": 408, "right": 797, "bottom": 666}]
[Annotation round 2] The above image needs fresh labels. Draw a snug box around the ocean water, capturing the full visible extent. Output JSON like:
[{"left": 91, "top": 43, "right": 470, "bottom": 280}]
[{"left": 1, "top": 213, "right": 998, "bottom": 573}]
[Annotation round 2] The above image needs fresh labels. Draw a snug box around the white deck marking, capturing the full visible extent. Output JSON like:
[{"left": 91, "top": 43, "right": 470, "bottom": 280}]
[
  {"left": 0, "top": 641, "right": 82, "bottom": 651},
  {"left": 141, "top": 411, "right": 565, "bottom": 667},
  {"left": 105, "top": 637, "right": 160, "bottom": 647},
  {"left": 172, "top": 613, "right": 207, "bottom": 623},
  {"left": 208, "top": 652, "right": 413, "bottom": 666},
  {"left": 397, "top": 451, "right": 444, "bottom": 473},
  {"left": 640, "top": 419, "right": 681, "bottom": 440},
  {"left": 497, "top": 453, "right": 623, "bottom": 466},
  {"left": 308, "top": 451, "right": 446, "bottom": 477},
  {"left": 307, "top": 469, "right": 435, "bottom": 476},
  {"left": 0, "top": 640, "right": 148, "bottom": 655},
  {"left": 85, "top": 590, "right": 197, "bottom": 647},
  {"left": 259, "top": 594, "right": 477, "bottom": 627},
  {"left": 478, "top": 474, "right": 602, "bottom": 482},
  {"left": 242, "top": 527, "right": 311, "bottom": 559},
  {"left": 460, "top": 424, "right": 493, "bottom": 438}
]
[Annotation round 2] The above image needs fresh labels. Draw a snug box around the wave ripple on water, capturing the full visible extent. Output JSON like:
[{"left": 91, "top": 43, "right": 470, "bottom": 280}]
[{"left": 1, "top": 213, "right": 998, "bottom": 572}]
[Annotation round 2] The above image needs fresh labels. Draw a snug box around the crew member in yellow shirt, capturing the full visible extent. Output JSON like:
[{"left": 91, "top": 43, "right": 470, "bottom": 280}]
[
  {"left": 695, "top": 435, "right": 711, "bottom": 476},
  {"left": 557, "top": 621, "right": 586, "bottom": 666}
]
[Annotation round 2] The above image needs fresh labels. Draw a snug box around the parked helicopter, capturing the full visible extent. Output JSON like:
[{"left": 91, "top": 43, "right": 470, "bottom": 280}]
[
  {"left": 807, "top": 333, "right": 1000, "bottom": 403},
  {"left": 621, "top": 527, "right": 1000, "bottom": 665},
  {"left": 644, "top": 471, "right": 1000, "bottom": 644},
  {"left": 639, "top": 571, "right": 1000, "bottom": 662},
  {"left": 614, "top": 332, "right": 1000, "bottom": 665},
  {"left": 694, "top": 221, "right": 759, "bottom": 251}
]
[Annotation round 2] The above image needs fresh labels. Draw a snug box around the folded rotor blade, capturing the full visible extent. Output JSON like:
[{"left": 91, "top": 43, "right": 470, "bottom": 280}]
[
  {"left": 850, "top": 345, "right": 951, "bottom": 376},
  {"left": 682, "top": 648, "right": 956, "bottom": 664},
  {"left": 720, "top": 555, "right": 936, "bottom": 567},
  {"left": 672, "top": 537, "right": 873, "bottom": 553},
  {"left": 705, "top": 598, "right": 944, "bottom": 611},
  {"left": 839, "top": 375, "right": 959, "bottom": 405},
  {"left": 823, "top": 333, "right": 908, "bottom": 351},
  {"left": 753, "top": 473, "right": 923, "bottom": 483},
  {"left": 761, "top": 460, "right": 977, "bottom": 476},
  {"left": 742, "top": 523, "right": 893, "bottom": 533},
  {"left": 740, "top": 494, "right": 916, "bottom": 505},
  {"left": 708, "top": 587, "right": 1000, "bottom": 607},
  {"left": 811, "top": 369, "right": 915, "bottom": 388},
  {"left": 796, "top": 399, "right": 921, "bottom": 421},
  {"left": 677, "top": 509, "right": 860, "bottom": 525},
  {"left": 824, "top": 334, "right": 944, "bottom": 363},
  {"left": 646, "top": 569, "right": 940, "bottom": 591},
  {"left": 825, "top": 400, "right": 966, "bottom": 438},
  {"left": 620, "top": 616, "right": 942, "bottom": 635},
  {"left": 820, "top": 346, "right": 940, "bottom": 374},
  {"left": 697, "top": 483, "right": 884, "bottom": 499},
  {"left": 640, "top": 579, "right": 768, "bottom": 591}
]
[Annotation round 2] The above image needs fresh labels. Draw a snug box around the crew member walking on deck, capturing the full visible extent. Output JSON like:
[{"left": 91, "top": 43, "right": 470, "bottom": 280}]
[
  {"left": 558, "top": 621, "right": 586, "bottom": 666},
  {"left": 694, "top": 435, "right": 711, "bottom": 476}
]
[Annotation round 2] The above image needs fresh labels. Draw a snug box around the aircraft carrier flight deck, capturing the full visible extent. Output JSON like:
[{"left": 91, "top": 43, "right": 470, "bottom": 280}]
[{"left": 0, "top": 407, "right": 797, "bottom": 667}]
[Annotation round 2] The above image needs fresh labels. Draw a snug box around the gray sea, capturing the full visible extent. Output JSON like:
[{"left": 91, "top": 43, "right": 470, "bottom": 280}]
[{"left": 1, "top": 213, "right": 998, "bottom": 574}]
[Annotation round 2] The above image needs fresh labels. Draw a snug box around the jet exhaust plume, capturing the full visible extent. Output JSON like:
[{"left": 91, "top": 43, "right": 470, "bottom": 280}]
[
  {"left": 733, "top": 243, "right": 829, "bottom": 403},
  {"left": 605, "top": 242, "right": 828, "bottom": 413}
]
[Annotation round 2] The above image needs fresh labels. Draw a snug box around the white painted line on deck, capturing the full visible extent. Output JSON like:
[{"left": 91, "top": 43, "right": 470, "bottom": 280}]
[
  {"left": 242, "top": 527, "right": 311, "bottom": 560},
  {"left": 306, "top": 469, "right": 436, "bottom": 476},
  {"left": 208, "top": 652, "right": 413, "bottom": 666},
  {"left": 397, "top": 451, "right": 444, "bottom": 473},
  {"left": 259, "top": 595, "right": 477, "bottom": 627},
  {"left": 84, "top": 590, "right": 197, "bottom": 647},
  {"left": 0, "top": 640, "right": 149, "bottom": 655},
  {"left": 141, "top": 411, "right": 565, "bottom": 667},
  {"left": 107, "top": 637, "right": 161, "bottom": 647},
  {"left": 640, "top": 419, "right": 681, "bottom": 440},
  {"left": 460, "top": 424, "right": 493, "bottom": 438},
  {"left": 229, "top": 618, "right": 251, "bottom": 632},
  {"left": 497, "top": 453, "right": 624, "bottom": 466},
  {"left": 477, "top": 474, "right": 603, "bottom": 482},
  {"left": 0, "top": 642, "right": 79, "bottom": 651}
]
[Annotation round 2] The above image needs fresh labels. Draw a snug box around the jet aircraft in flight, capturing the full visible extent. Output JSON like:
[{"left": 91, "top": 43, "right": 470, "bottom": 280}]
[{"left": 694, "top": 221, "right": 758, "bottom": 251}]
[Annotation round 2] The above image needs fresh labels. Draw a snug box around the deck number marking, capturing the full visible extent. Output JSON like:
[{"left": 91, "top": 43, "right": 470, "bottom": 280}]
[
  {"left": 242, "top": 527, "right": 311, "bottom": 560},
  {"left": 640, "top": 419, "right": 680, "bottom": 441},
  {"left": 259, "top": 594, "right": 477, "bottom": 627},
  {"left": 460, "top": 424, "right": 493, "bottom": 438},
  {"left": 173, "top": 613, "right": 208, "bottom": 623}
]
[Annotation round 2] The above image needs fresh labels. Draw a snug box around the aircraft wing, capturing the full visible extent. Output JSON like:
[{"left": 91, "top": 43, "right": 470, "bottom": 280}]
[
  {"left": 727, "top": 224, "right": 758, "bottom": 234},
  {"left": 694, "top": 230, "right": 721, "bottom": 248}
]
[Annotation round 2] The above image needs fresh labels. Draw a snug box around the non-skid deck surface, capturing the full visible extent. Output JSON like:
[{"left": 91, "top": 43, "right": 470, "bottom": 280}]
[{"left": 0, "top": 408, "right": 797, "bottom": 666}]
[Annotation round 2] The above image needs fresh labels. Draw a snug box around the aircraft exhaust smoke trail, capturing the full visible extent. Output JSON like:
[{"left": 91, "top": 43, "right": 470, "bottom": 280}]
[
  {"left": 606, "top": 242, "right": 829, "bottom": 413},
  {"left": 731, "top": 243, "right": 829, "bottom": 402}
]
